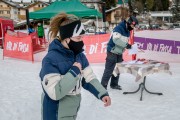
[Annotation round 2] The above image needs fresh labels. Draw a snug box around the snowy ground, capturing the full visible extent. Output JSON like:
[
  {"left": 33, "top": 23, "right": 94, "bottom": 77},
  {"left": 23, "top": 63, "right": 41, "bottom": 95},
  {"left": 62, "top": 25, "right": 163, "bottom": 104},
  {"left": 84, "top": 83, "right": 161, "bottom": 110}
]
[
  {"left": 1, "top": 30, "right": 180, "bottom": 120},
  {"left": 134, "top": 30, "right": 180, "bottom": 41},
  {"left": 1, "top": 50, "right": 180, "bottom": 120}
]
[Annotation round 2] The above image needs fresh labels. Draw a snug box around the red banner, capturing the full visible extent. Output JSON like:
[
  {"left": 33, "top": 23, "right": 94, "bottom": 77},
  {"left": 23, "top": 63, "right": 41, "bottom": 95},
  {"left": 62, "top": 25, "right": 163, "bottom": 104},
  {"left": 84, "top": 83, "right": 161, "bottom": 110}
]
[
  {"left": 82, "top": 34, "right": 133, "bottom": 63},
  {"left": 0, "top": 18, "right": 14, "bottom": 37},
  {"left": 30, "top": 32, "right": 38, "bottom": 45},
  {"left": 3, "top": 32, "right": 34, "bottom": 61},
  {"left": 83, "top": 34, "right": 110, "bottom": 63},
  {"left": 0, "top": 18, "right": 14, "bottom": 46}
]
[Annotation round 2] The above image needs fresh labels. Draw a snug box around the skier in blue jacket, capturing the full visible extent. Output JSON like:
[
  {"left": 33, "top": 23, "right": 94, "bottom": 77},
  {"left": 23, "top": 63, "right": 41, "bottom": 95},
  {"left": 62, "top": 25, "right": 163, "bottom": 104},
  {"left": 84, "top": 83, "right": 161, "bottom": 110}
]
[
  {"left": 39, "top": 13, "right": 111, "bottom": 120},
  {"left": 101, "top": 16, "right": 138, "bottom": 90}
]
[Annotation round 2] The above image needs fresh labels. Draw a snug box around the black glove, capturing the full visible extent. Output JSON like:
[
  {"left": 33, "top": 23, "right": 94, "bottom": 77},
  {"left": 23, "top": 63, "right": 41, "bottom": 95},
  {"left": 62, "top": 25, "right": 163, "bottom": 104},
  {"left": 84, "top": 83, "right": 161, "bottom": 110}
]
[
  {"left": 75, "top": 53, "right": 89, "bottom": 70},
  {"left": 126, "top": 43, "right": 132, "bottom": 49}
]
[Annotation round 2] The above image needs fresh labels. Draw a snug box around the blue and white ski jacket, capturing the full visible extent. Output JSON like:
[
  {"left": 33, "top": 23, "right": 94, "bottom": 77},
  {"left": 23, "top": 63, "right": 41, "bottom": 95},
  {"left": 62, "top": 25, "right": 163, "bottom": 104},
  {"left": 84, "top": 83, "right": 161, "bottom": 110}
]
[
  {"left": 107, "top": 20, "right": 130, "bottom": 55},
  {"left": 39, "top": 39, "right": 108, "bottom": 120}
]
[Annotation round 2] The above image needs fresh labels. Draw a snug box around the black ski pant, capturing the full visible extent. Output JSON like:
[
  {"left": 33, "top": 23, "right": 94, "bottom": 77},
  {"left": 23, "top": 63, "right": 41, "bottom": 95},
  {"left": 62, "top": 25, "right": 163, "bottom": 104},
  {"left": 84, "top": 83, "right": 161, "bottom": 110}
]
[{"left": 101, "top": 52, "right": 123, "bottom": 88}]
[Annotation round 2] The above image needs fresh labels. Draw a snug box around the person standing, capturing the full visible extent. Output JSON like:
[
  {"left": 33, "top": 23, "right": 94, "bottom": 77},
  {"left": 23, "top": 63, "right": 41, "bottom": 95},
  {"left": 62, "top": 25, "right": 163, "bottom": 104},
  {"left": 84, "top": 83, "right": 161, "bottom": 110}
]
[
  {"left": 39, "top": 13, "right": 111, "bottom": 120},
  {"left": 101, "top": 16, "right": 138, "bottom": 90},
  {"left": 28, "top": 23, "right": 35, "bottom": 34},
  {"left": 37, "top": 23, "right": 45, "bottom": 45}
]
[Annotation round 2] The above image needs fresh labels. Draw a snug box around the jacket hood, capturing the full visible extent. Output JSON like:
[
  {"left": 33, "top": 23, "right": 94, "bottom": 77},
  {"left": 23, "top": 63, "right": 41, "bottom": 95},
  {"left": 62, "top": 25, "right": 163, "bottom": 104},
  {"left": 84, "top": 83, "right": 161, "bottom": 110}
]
[{"left": 113, "top": 20, "right": 130, "bottom": 37}]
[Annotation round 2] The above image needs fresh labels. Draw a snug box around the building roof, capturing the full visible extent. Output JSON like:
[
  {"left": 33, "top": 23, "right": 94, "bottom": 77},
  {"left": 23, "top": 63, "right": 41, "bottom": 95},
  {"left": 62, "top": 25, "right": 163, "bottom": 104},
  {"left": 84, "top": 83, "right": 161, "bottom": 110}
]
[
  {"left": 0, "top": 0, "right": 50, "bottom": 9},
  {"left": 29, "top": 0, "right": 102, "bottom": 19},
  {"left": 0, "top": 0, "right": 21, "bottom": 8},
  {"left": 150, "top": 11, "right": 173, "bottom": 17},
  {"left": 12, "top": 1, "right": 32, "bottom": 7},
  {"left": 105, "top": 5, "right": 122, "bottom": 13},
  {"left": 24, "top": 1, "right": 49, "bottom": 9},
  {"left": 12, "top": 0, "right": 49, "bottom": 9}
]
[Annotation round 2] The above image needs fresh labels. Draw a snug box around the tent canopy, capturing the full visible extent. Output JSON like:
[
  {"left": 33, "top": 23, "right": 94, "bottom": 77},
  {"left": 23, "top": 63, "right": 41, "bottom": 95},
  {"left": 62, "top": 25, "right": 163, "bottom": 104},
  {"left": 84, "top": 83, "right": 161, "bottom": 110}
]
[
  {"left": 29, "top": 0, "right": 102, "bottom": 19},
  {"left": 118, "top": 0, "right": 128, "bottom": 4}
]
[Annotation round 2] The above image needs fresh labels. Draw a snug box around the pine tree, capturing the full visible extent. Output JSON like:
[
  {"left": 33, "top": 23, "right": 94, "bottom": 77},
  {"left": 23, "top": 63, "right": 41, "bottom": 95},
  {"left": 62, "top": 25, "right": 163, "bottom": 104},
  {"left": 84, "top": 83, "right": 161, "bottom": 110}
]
[
  {"left": 128, "top": 0, "right": 144, "bottom": 14},
  {"left": 102, "top": 0, "right": 116, "bottom": 10},
  {"left": 171, "top": 0, "right": 180, "bottom": 22},
  {"left": 146, "top": 0, "right": 154, "bottom": 11},
  {"left": 127, "top": 0, "right": 170, "bottom": 13},
  {"left": 152, "top": 0, "right": 163, "bottom": 11},
  {"left": 128, "top": 0, "right": 135, "bottom": 13},
  {"left": 161, "top": 0, "right": 169, "bottom": 10}
]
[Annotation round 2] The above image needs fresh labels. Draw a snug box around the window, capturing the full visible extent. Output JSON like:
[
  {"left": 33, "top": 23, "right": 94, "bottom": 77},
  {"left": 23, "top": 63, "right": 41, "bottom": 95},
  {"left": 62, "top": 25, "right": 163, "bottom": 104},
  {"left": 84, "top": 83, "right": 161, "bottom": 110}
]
[
  {"left": 7, "top": 11, "right": 10, "bottom": 14},
  {"left": 0, "top": 11, "right": 3, "bottom": 14},
  {"left": 38, "top": 5, "right": 40, "bottom": 7},
  {"left": 18, "top": 8, "right": 20, "bottom": 14},
  {"left": 89, "top": 4, "right": 95, "bottom": 9}
]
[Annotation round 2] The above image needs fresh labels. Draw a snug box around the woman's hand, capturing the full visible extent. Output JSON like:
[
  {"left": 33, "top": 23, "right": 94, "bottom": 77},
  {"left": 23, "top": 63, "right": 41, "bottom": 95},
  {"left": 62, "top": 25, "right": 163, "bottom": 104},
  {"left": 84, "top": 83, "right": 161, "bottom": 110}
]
[
  {"left": 75, "top": 53, "right": 89, "bottom": 70},
  {"left": 73, "top": 62, "right": 82, "bottom": 72},
  {"left": 102, "top": 96, "right": 111, "bottom": 107}
]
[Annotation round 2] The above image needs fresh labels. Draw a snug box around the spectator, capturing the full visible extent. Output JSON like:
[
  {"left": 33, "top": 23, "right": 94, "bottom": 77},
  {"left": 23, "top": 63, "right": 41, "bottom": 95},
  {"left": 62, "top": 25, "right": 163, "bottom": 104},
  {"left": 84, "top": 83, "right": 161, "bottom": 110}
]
[
  {"left": 37, "top": 23, "right": 45, "bottom": 45},
  {"left": 28, "top": 23, "right": 35, "bottom": 34}
]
